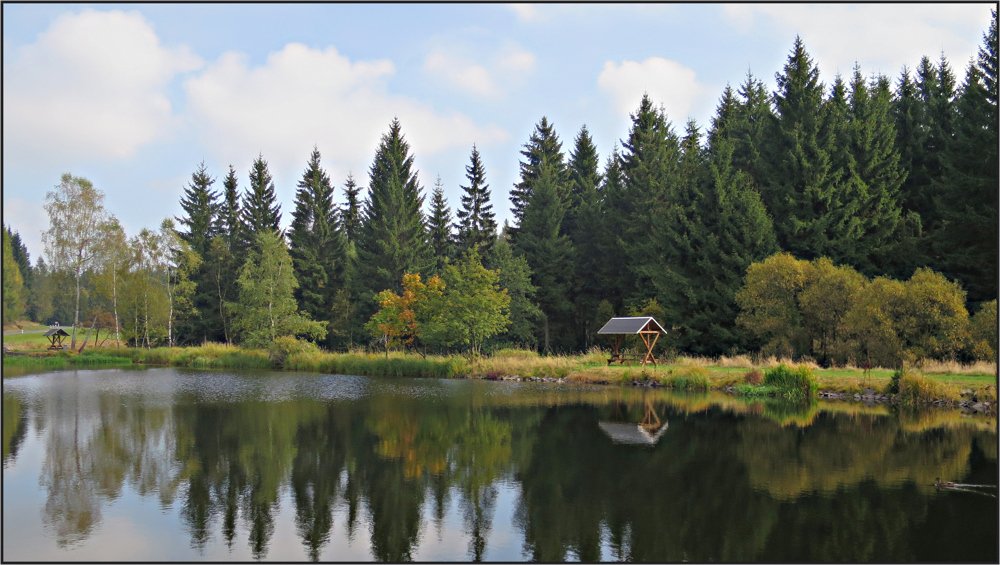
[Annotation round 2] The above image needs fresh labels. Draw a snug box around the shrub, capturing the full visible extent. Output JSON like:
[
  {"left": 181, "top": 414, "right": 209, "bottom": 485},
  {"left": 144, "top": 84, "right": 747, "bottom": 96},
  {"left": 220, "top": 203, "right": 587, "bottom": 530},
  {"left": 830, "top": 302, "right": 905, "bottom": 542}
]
[
  {"left": 885, "top": 369, "right": 904, "bottom": 394},
  {"left": 896, "top": 371, "right": 945, "bottom": 404},
  {"left": 667, "top": 366, "right": 709, "bottom": 391},
  {"left": 268, "top": 336, "right": 318, "bottom": 368},
  {"left": 743, "top": 369, "right": 763, "bottom": 385},
  {"left": 733, "top": 383, "right": 780, "bottom": 397},
  {"left": 763, "top": 364, "right": 817, "bottom": 399}
]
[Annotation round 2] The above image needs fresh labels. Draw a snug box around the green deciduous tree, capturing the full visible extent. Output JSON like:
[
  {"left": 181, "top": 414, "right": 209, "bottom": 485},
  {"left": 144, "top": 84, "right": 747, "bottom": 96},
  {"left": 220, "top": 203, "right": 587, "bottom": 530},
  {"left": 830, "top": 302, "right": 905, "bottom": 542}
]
[
  {"left": 2, "top": 227, "right": 25, "bottom": 324},
  {"left": 42, "top": 173, "right": 115, "bottom": 348},
  {"left": 425, "top": 248, "right": 510, "bottom": 355},
  {"left": 232, "top": 231, "right": 327, "bottom": 348}
]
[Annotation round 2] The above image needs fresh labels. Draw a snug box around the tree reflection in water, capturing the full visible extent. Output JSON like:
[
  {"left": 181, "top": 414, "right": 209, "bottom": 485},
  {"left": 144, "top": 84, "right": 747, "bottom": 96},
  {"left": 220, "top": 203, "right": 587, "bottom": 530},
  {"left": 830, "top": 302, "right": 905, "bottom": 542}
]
[{"left": 3, "top": 372, "right": 996, "bottom": 562}]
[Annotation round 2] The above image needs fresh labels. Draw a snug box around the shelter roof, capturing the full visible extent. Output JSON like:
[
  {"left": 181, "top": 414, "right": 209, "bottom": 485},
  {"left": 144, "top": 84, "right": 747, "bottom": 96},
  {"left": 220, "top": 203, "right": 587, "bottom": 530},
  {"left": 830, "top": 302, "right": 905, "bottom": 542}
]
[
  {"left": 598, "top": 421, "right": 669, "bottom": 445},
  {"left": 44, "top": 329, "right": 70, "bottom": 337},
  {"left": 597, "top": 317, "right": 667, "bottom": 335}
]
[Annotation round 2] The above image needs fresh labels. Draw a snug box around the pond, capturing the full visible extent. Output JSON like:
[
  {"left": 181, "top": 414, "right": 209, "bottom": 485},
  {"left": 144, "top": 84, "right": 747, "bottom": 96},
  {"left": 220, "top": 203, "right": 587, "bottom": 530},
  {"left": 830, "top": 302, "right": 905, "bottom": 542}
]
[{"left": 2, "top": 368, "right": 997, "bottom": 562}]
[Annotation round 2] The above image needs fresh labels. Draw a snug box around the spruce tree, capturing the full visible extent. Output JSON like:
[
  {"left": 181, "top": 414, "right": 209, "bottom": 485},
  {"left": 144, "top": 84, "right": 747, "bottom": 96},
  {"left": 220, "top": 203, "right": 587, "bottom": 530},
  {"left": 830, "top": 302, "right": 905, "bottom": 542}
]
[
  {"left": 846, "top": 69, "right": 907, "bottom": 276},
  {"left": 565, "top": 126, "right": 603, "bottom": 349},
  {"left": 760, "top": 37, "right": 863, "bottom": 263},
  {"left": 205, "top": 165, "right": 244, "bottom": 343},
  {"left": 242, "top": 154, "right": 282, "bottom": 240},
  {"left": 709, "top": 72, "right": 773, "bottom": 186},
  {"left": 174, "top": 162, "right": 221, "bottom": 344},
  {"left": 595, "top": 147, "right": 629, "bottom": 311},
  {"left": 176, "top": 162, "right": 220, "bottom": 257},
  {"left": 288, "top": 147, "right": 348, "bottom": 347},
  {"left": 934, "top": 10, "right": 998, "bottom": 303},
  {"left": 218, "top": 166, "right": 244, "bottom": 250},
  {"left": 649, "top": 130, "right": 777, "bottom": 355},
  {"left": 618, "top": 94, "right": 681, "bottom": 309},
  {"left": 514, "top": 158, "right": 573, "bottom": 353},
  {"left": 455, "top": 145, "right": 497, "bottom": 255},
  {"left": 356, "top": 119, "right": 431, "bottom": 302},
  {"left": 899, "top": 55, "right": 958, "bottom": 231},
  {"left": 341, "top": 173, "right": 362, "bottom": 243},
  {"left": 510, "top": 117, "right": 566, "bottom": 231},
  {"left": 427, "top": 176, "right": 455, "bottom": 274}
]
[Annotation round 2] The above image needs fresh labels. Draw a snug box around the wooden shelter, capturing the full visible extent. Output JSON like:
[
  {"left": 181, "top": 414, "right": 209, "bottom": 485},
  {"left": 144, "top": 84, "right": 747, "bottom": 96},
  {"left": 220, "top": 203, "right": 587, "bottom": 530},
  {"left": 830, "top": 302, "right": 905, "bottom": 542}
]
[
  {"left": 597, "top": 316, "right": 667, "bottom": 366},
  {"left": 44, "top": 328, "right": 70, "bottom": 350}
]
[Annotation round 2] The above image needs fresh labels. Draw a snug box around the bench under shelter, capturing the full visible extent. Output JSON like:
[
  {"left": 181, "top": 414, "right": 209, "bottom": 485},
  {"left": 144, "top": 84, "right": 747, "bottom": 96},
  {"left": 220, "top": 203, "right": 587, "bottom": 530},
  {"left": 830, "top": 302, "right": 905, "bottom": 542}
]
[{"left": 597, "top": 316, "right": 668, "bottom": 366}]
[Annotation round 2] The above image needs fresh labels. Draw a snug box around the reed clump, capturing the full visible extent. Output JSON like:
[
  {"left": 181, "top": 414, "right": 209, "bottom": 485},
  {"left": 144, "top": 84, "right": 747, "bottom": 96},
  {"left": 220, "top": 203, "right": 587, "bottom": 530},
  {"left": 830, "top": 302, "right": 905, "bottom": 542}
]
[
  {"left": 662, "top": 366, "right": 710, "bottom": 391},
  {"left": 763, "top": 364, "right": 818, "bottom": 399},
  {"left": 285, "top": 351, "right": 466, "bottom": 379},
  {"left": 894, "top": 370, "right": 954, "bottom": 404}
]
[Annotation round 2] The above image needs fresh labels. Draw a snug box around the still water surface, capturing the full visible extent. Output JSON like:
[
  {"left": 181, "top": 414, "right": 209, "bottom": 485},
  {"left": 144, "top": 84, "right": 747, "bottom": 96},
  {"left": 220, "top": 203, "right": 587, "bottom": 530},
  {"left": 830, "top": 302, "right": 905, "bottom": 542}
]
[{"left": 2, "top": 368, "right": 997, "bottom": 562}]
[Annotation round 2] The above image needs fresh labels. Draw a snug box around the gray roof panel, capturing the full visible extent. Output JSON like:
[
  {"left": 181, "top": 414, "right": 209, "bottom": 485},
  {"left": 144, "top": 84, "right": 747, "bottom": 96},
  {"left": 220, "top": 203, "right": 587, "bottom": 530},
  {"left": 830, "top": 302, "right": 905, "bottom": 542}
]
[{"left": 596, "top": 316, "right": 667, "bottom": 334}]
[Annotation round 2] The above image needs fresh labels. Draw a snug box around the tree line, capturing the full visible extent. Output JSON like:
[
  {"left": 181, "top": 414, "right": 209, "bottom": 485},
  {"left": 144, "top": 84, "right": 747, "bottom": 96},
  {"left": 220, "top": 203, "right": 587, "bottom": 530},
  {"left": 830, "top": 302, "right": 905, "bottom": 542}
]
[{"left": 4, "top": 16, "right": 996, "bottom": 362}]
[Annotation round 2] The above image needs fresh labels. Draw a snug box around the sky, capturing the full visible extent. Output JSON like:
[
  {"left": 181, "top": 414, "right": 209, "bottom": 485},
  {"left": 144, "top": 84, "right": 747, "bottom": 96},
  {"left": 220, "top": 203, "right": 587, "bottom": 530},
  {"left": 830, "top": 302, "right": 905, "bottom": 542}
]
[{"left": 3, "top": 3, "right": 994, "bottom": 262}]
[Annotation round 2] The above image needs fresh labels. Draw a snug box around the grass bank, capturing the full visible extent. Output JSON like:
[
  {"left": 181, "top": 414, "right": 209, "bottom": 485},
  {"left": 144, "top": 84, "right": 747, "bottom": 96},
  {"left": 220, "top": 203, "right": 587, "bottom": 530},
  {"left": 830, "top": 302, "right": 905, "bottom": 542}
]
[
  {"left": 4, "top": 344, "right": 994, "bottom": 408},
  {"left": 3, "top": 352, "right": 133, "bottom": 371}
]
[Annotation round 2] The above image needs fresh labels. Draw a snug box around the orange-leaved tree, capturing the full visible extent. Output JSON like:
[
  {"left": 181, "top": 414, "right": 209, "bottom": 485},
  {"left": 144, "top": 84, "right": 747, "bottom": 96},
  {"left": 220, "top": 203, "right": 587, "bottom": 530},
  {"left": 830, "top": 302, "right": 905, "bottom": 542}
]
[{"left": 365, "top": 273, "right": 444, "bottom": 352}]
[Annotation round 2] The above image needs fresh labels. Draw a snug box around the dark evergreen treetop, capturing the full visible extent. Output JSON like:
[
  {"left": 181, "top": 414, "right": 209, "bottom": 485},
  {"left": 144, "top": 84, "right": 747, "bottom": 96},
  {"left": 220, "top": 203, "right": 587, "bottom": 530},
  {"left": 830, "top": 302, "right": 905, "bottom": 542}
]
[
  {"left": 356, "top": 118, "right": 430, "bottom": 296},
  {"left": 514, "top": 156, "right": 574, "bottom": 352},
  {"left": 218, "top": 165, "right": 243, "bottom": 248},
  {"left": 760, "top": 37, "right": 848, "bottom": 261},
  {"left": 6, "top": 226, "right": 32, "bottom": 292},
  {"left": 176, "top": 161, "right": 219, "bottom": 257},
  {"left": 563, "top": 125, "right": 601, "bottom": 239},
  {"left": 510, "top": 117, "right": 566, "bottom": 228},
  {"left": 933, "top": 9, "right": 998, "bottom": 303},
  {"left": 428, "top": 176, "right": 455, "bottom": 273},
  {"left": 455, "top": 145, "right": 497, "bottom": 254},
  {"left": 288, "top": 147, "right": 348, "bottom": 342},
  {"left": 242, "top": 154, "right": 282, "bottom": 239},
  {"left": 341, "top": 173, "right": 362, "bottom": 243}
]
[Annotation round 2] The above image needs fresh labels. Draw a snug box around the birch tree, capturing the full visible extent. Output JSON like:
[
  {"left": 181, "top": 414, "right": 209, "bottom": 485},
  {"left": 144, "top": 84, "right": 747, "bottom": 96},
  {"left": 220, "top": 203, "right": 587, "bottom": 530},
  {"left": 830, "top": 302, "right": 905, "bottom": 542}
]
[{"left": 43, "top": 174, "right": 113, "bottom": 348}]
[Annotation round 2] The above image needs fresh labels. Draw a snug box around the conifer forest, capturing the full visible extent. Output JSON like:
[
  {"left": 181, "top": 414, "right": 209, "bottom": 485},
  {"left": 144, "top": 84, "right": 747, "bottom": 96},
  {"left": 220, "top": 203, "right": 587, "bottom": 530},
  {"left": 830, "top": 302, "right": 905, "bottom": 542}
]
[{"left": 4, "top": 17, "right": 998, "bottom": 367}]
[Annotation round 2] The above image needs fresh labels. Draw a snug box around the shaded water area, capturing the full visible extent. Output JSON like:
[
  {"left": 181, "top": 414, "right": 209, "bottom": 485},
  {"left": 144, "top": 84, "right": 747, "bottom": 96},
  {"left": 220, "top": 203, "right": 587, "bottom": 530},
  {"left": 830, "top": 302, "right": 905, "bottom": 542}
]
[{"left": 2, "top": 367, "right": 997, "bottom": 562}]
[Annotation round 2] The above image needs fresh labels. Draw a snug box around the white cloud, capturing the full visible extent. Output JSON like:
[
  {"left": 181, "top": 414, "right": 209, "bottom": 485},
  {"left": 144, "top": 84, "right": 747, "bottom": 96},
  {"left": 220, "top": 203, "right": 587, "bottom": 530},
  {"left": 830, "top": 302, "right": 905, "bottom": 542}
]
[
  {"left": 2, "top": 9, "right": 202, "bottom": 162},
  {"left": 423, "top": 43, "right": 536, "bottom": 98},
  {"left": 2, "top": 198, "right": 48, "bottom": 261},
  {"left": 598, "top": 57, "right": 711, "bottom": 124},
  {"left": 184, "top": 43, "right": 508, "bottom": 183},
  {"left": 507, "top": 4, "right": 539, "bottom": 22},
  {"left": 424, "top": 50, "right": 498, "bottom": 97},
  {"left": 723, "top": 4, "right": 992, "bottom": 78}
]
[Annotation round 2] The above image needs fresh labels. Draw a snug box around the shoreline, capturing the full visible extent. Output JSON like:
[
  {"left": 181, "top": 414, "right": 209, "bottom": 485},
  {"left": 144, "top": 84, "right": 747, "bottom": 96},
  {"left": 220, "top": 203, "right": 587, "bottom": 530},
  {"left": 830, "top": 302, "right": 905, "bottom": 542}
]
[{"left": 3, "top": 345, "right": 996, "bottom": 414}]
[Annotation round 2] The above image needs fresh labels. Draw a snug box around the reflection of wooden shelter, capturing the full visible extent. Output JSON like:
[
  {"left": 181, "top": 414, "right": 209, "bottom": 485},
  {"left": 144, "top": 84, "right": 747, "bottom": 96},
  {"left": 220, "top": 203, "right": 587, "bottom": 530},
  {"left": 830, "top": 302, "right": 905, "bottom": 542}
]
[
  {"left": 598, "top": 400, "right": 668, "bottom": 445},
  {"left": 44, "top": 329, "right": 70, "bottom": 350},
  {"left": 597, "top": 317, "right": 668, "bottom": 366}
]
